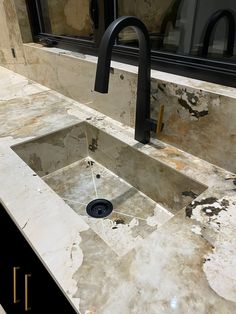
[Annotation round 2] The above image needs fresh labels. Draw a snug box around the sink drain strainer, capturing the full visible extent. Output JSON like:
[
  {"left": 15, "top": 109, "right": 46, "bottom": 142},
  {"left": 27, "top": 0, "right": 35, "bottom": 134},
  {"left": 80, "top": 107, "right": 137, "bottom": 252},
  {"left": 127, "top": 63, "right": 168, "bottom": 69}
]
[{"left": 86, "top": 199, "right": 113, "bottom": 218}]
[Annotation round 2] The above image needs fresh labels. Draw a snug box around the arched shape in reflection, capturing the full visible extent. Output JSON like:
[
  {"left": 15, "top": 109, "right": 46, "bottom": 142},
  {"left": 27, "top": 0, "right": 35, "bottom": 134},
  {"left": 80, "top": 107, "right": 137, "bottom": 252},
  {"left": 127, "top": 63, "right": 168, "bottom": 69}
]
[
  {"left": 201, "top": 10, "right": 235, "bottom": 57},
  {"left": 159, "top": 0, "right": 183, "bottom": 48}
]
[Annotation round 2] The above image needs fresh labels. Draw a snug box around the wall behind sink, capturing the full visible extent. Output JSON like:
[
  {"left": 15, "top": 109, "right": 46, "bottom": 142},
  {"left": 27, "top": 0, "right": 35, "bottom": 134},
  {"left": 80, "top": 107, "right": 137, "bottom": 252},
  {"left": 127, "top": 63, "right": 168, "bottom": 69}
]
[
  {"left": 0, "top": 0, "right": 26, "bottom": 73},
  {"left": 0, "top": 0, "right": 236, "bottom": 174}
]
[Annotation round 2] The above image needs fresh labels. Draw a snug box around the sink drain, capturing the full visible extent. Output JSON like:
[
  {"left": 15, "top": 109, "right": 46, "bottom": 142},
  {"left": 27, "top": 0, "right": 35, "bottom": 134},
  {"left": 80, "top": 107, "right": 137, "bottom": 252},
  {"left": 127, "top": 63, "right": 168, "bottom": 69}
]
[{"left": 86, "top": 199, "right": 113, "bottom": 218}]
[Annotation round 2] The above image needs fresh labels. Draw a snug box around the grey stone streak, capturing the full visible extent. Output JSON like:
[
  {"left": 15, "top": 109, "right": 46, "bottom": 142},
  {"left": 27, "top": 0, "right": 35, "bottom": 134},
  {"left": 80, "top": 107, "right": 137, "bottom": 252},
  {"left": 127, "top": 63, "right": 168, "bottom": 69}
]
[{"left": 152, "top": 81, "right": 236, "bottom": 173}]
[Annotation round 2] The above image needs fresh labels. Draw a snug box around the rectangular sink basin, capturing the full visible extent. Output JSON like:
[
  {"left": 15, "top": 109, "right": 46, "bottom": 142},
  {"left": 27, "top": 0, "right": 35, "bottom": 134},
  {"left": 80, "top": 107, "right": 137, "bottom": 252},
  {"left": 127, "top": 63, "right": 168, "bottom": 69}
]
[{"left": 12, "top": 122, "right": 206, "bottom": 255}]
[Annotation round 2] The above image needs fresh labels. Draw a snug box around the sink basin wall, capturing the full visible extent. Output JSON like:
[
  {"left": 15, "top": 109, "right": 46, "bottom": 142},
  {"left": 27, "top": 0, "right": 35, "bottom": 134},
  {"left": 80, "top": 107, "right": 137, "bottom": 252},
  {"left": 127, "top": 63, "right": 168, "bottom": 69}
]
[
  {"left": 85, "top": 124, "right": 207, "bottom": 213},
  {"left": 12, "top": 122, "right": 207, "bottom": 214},
  {"left": 12, "top": 124, "right": 88, "bottom": 177}
]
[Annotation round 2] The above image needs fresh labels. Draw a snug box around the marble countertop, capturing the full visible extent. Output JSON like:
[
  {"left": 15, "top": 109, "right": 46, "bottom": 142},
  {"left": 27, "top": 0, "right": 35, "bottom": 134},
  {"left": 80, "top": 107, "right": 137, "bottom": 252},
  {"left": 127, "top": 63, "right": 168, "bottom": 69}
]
[{"left": 0, "top": 66, "right": 235, "bottom": 313}]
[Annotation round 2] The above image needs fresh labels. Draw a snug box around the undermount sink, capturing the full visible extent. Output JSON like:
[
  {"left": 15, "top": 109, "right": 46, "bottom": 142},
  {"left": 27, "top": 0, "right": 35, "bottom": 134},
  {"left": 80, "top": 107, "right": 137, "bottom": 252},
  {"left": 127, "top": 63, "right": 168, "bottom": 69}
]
[{"left": 12, "top": 122, "right": 206, "bottom": 256}]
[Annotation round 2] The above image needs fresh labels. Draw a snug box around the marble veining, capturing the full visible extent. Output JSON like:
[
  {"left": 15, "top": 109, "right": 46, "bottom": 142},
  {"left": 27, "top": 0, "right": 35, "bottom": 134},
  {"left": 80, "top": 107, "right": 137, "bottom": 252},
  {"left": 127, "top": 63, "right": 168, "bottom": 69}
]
[
  {"left": 0, "top": 0, "right": 236, "bottom": 173},
  {"left": 0, "top": 66, "right": 235, "bottom": 313},
  {"left": 13, "top": 43, "right": 235, "bottom": 174},
  {"left": 12, "top": 121, "right": 207, "bottom": 259}
]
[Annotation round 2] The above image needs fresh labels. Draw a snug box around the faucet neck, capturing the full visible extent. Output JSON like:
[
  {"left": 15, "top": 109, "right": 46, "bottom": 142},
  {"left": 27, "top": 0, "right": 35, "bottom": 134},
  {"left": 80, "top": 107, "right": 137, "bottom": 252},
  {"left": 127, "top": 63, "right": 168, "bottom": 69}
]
[{"left": 94, "top": 16, "right": 151, "bottom": 144}]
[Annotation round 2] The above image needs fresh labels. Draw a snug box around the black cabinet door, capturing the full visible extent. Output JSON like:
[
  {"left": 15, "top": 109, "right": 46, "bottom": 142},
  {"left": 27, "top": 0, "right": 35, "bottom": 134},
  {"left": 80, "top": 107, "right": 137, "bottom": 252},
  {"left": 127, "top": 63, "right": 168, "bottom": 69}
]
[{"left": 0, "top": 204, "right": 77, "bottom": 313}]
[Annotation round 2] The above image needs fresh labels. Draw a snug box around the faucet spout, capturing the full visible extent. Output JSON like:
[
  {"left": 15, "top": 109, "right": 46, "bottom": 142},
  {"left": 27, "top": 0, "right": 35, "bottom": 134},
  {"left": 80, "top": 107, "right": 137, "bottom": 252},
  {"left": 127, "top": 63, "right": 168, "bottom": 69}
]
[{"left": 94, "top": 16, "right": 151, "bottom": 144}]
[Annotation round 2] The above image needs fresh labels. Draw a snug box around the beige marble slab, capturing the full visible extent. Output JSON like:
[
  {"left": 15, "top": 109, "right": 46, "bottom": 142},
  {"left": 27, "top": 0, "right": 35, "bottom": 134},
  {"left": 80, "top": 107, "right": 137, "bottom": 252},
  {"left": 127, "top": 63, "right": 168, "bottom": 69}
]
[
  {"left": 0, "top": 0, "right": 236, "bottom": 173},
  {"left": 0, "top": 66, "right": 235, "bottom": 313}
]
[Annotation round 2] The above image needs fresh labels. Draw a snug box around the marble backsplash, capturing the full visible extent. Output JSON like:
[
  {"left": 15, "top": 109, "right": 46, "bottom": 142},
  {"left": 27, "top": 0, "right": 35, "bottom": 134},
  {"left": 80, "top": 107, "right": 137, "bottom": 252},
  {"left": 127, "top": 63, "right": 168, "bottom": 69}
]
[
  {"left": 151, "top": 81, "right": 236, "bottom": 174},
  {"left": 0, "top": 0, "right": 236, "bottom": 174}
]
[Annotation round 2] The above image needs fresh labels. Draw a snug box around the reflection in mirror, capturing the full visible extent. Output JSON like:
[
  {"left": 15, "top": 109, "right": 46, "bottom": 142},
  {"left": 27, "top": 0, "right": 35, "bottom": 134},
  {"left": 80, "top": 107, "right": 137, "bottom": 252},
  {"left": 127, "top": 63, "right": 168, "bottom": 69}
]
[
  {"left": 40, "top": 0, "right": 94, "bottom": 40},
  {"left": 117, "top": 0, "right": 236, "bottom": 62}
]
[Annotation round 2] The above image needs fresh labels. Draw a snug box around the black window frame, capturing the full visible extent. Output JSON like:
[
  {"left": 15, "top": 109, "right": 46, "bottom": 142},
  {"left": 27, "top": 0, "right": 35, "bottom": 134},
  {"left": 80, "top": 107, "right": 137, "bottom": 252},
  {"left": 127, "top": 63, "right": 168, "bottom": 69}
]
[{"left": 26, "top": 0, "right": 236, "bottom": 88}]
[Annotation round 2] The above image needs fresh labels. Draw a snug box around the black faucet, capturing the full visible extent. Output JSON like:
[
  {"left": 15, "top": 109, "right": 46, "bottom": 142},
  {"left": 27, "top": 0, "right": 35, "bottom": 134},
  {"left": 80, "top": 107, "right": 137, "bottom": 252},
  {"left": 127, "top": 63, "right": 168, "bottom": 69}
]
[{"left": 94, "top": 16, "right": 157, "bottom": 144}]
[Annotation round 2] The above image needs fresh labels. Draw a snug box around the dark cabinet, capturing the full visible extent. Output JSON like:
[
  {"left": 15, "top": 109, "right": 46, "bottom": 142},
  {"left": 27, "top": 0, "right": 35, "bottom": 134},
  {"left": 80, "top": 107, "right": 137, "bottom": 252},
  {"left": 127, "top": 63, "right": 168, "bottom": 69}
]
[{"left": 0, "top": 203, "right": 77, "bottom": 313}]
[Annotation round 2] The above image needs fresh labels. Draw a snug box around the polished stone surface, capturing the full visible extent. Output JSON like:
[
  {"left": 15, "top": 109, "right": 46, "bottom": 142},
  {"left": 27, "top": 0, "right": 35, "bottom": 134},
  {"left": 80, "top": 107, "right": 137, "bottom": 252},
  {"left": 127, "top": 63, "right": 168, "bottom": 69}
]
[
  {"left": 0, "top": 66, "right": 235, "bottom": 313},
  {"left": 13, "top": 121, "right": 205, "bottom": 257},
  {"left": 44, "top": 157, "right": 171, "bottom": 257},
  {"left": 0, "top": 0, "right": 236, "bottom": 173},
  {"left": 10, "top": 42, "right": 236, "bottom": 173}
]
